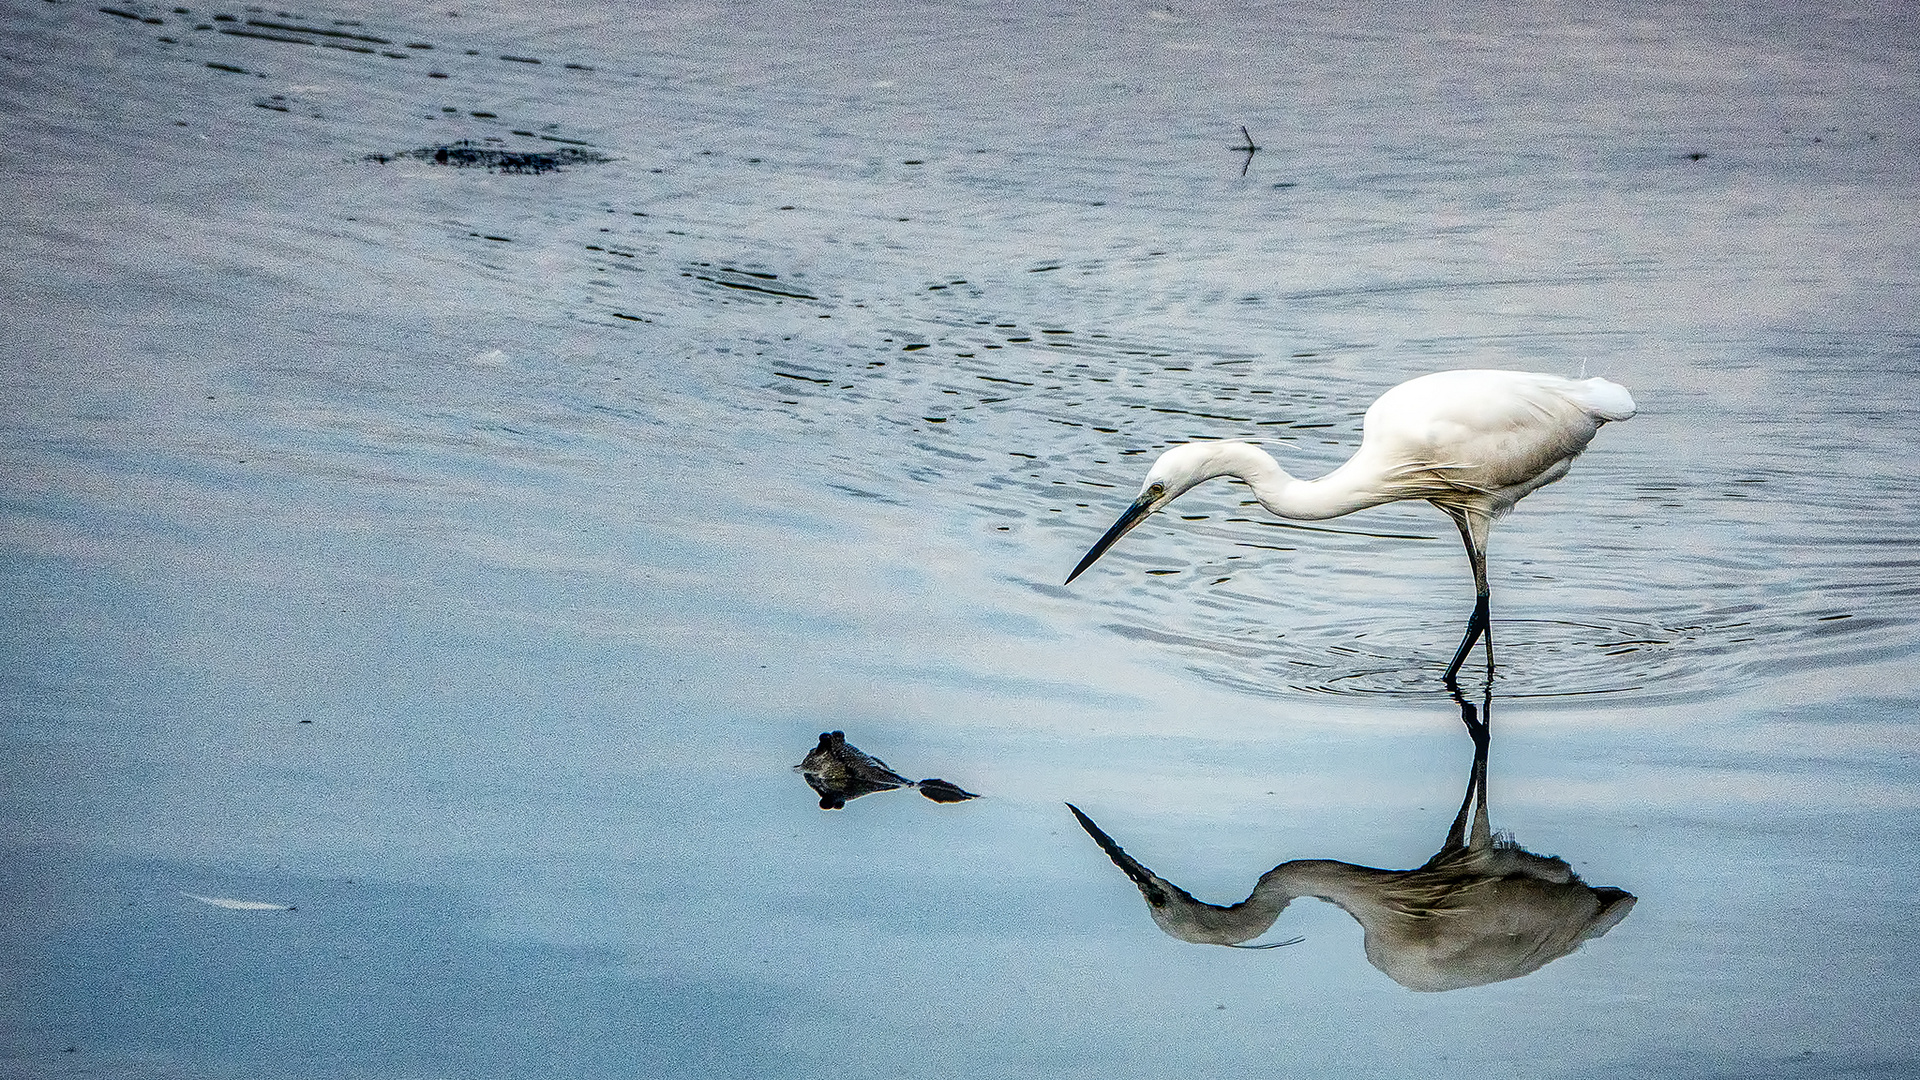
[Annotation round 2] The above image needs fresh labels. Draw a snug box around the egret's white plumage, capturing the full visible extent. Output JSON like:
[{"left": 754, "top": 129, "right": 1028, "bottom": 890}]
[{"left": 1066, "top": 369, "right": 1636, "bottom": 683}]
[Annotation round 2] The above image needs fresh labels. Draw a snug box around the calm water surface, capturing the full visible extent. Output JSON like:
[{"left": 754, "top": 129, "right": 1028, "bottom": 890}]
[{"left": 3, "top": 0, "right": 1919, "bottom": 1077}]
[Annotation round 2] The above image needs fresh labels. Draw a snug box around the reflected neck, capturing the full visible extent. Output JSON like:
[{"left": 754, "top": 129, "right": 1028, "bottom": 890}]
[
  {"left": 1255, "top": 860, "right": 1398, "bottom": 907},
  {"left": 1149, "top": 860, "right": 1387, "bottom": 946}
]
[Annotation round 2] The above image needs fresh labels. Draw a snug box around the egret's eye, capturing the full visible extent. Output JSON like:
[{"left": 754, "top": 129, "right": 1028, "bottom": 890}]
[{"left": 1145, "top": 482, "right": 1166, "bottom": 499}]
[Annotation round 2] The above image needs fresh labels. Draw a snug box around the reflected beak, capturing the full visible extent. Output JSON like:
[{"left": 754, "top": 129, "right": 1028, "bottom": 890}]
[{"left": 1065, "top": 493, "right": 1156, "bottom": 584}]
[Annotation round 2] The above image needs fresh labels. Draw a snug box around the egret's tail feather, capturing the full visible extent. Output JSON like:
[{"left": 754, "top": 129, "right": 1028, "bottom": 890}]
[{"left": 1573, "top": 377, "right": 1636, "bottom": 422}]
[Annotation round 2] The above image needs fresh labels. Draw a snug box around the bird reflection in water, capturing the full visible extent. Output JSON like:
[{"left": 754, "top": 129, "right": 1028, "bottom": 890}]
[
  {"left": 1069, "top": 688, "right": 1634, "bottom": 991},
  {"left": 795, "top": 730, "right": 980, "bottom": 810}
]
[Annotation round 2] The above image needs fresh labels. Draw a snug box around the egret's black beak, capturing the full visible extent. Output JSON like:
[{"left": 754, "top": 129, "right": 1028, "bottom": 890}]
[{"left": 1066, "top": 493, "right": 1156, "bottom": 584}]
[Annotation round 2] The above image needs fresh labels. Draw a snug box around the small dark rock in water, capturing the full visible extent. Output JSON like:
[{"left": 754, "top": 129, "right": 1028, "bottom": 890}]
[
  {"left": 366, "top": 140, "right": 612, "bottom": 174},
  {"left": 797, "top": 731, "right": 909, "bottom": 808},
  {"left": 794, "top": 731, "right": 979, "bottom": 810}
]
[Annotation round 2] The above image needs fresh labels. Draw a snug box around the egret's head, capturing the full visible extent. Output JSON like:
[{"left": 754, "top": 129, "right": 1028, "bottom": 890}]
[{"left": 1065, "top": 442, "right": 1246, "bottom": 584}]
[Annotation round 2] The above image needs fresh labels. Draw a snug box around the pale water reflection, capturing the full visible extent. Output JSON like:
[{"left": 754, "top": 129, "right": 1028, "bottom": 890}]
[{"left": 1070, "top": 687, "right": 1635, "bottom": 991}]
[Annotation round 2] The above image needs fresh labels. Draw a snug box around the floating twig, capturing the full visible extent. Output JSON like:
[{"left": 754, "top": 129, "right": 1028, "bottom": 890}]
[{"left": 1232, "top": 125, "right": 1261, "bottom": 176}]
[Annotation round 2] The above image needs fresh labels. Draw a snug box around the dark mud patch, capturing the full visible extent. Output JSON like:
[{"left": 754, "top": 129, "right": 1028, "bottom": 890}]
[{"left": 367, "top": 140, "right": 612, "bottom": 174}]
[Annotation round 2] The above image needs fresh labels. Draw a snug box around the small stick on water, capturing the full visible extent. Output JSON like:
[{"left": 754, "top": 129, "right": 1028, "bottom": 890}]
[{"left": 1232, "top": 125, "right": 1260, "bottom": 176}]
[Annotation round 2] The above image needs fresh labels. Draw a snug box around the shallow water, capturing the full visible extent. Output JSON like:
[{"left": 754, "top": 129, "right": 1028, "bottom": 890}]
[{"left": 3, "top": 0, "right": 1919, "bottom": 1076}]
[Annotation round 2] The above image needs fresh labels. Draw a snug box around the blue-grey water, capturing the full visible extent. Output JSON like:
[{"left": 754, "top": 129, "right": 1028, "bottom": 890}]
[{"left": 3, "top": 0, "right": 1918, "bottom": 1076}]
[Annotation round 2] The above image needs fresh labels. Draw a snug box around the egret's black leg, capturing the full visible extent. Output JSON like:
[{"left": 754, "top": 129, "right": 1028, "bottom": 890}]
[
  {"left": 1443, "top": 595, "right": 1490, "bottom": 688},
  {"left": 1464, "top": 678, "right": 1492, "bottom": 848},
  {"left": 1442, "top": 680, "right": 1493, "bottom": 852},
  {"left": 1449, "top": 680, "right": 1490, "bottom": 756},
  {"left": 1442, "top": 509, "right": 1495, "bottom": 689}
]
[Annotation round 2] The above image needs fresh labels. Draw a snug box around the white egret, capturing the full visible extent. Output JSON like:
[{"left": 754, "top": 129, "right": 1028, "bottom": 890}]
[{"left": 1065, "top": 369, "right": 1636, "bottom": 683}]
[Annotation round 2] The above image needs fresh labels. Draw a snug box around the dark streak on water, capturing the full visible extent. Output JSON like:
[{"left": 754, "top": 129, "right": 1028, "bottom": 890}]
[{"left": 367, "top": 140, "right": 612, "bottom": 174}]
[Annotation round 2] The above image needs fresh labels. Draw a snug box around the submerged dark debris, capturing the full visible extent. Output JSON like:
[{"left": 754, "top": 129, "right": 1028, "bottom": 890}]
[
  {"left": 366, "top": 140, "right": 611, "bottom": 174},
  {"left": 795, "top": 731, "right": 979, "bottom": 810}
]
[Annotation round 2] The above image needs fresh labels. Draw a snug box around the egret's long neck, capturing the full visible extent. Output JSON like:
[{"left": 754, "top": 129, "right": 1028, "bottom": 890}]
[
  {"left": 1253, "top": 860, "right": 1402, "bottom": 914},
  {"left": 1141, "top": 867, "right": 1297, "bottom": 946},
  {"left": 1074, "top": 803, "right": 1300, "bottom": 947},
  {"left": 1210, "top": 442, "right": 1396, "bottom": 522},
  {"left": 1151, "top": 860, "right": 1394, "bottom": 945}
]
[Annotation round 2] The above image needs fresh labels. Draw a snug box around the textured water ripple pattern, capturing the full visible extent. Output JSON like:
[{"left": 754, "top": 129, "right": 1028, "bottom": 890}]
[{"left": 37, "top": 0, "right": 1920, "bottom": 705}]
